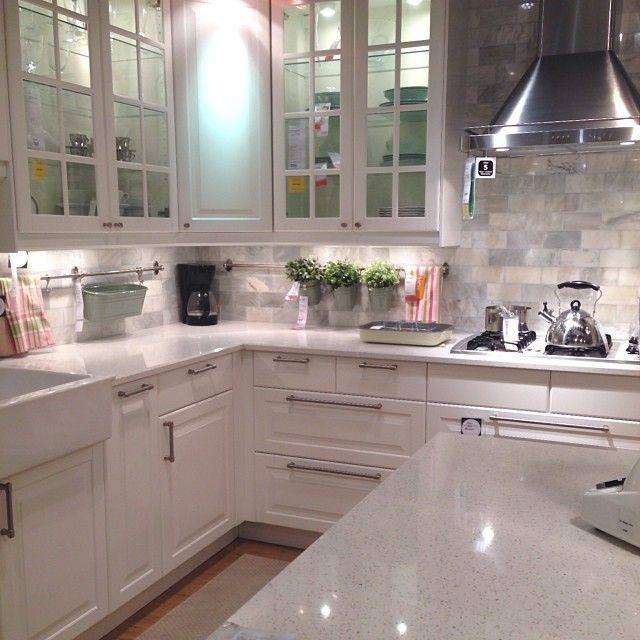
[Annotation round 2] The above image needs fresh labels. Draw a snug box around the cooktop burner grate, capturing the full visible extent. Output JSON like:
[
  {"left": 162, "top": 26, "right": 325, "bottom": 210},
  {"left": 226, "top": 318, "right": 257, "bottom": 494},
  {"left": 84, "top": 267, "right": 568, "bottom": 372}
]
[{"left": 466, "top": 330, "right": 536, "bottom": 352}]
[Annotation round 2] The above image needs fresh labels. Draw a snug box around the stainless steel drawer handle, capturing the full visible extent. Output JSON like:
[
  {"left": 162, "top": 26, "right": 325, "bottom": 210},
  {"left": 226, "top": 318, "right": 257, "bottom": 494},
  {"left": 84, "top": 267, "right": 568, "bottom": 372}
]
[
  {"left": 489, "top": 415, "right": 610, "bottom": 433},
  {"left": 359, "top": 361, "right": 398, "bottom": 371},
  {"left": 0, "top": 483, "right": 15, "bottom": 539},
  {"left": 285, "top": 395, "right": 383, "bottom": 410},
  {"left": 286, "top": 462, "right": 382, "bottom": 481},
  {"left": 163, "top": 421, "right": 176, "bottom": 462},
  {"left": 188, "top": 363, "right": 217, "bottom": 375},
  {"left": 273, "top": 355, "right": 310, "bottom": 364},
  {"left": 117, "top": 383, "right": 154, "bottom": 398}
]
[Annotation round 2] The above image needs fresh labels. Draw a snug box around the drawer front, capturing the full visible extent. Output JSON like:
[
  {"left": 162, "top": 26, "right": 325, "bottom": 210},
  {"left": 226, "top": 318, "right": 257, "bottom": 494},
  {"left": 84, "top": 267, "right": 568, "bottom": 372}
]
[
  {"left": 336, "top": 357, "right": 427, "bottom": 400},
  {"left": 427, "top": 402, "right": 640, "bottom": 449},
  {"left": 253, "top": 351, "right": 335, "bottom": 392},
  {"left": 254, "top": 453, "right": 391, "bottom": 533},
  {"left": 156, "top": 354, "right": 233, "bottom": 416},
  {"left": 254, "top": 388, "right": 426, "bottom": 468},
  {"left": 427, "top": 364, "right": 549, "bottom": 412},
  {"left": 551, "top": 372, "right": 640, "bottom": 421}
]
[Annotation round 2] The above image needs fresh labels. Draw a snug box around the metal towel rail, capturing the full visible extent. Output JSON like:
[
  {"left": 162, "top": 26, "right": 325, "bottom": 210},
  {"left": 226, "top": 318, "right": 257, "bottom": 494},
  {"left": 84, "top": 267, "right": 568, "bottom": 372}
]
[{"left": 41, "top": 261, "right": 164, "bottom": 287}]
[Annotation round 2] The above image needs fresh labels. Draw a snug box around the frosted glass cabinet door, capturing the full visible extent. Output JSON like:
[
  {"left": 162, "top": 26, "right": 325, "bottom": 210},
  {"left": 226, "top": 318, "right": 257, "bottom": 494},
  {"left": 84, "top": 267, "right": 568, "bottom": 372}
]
[{"left": 172, "top": 0, "right": 273, "bottom": 232}]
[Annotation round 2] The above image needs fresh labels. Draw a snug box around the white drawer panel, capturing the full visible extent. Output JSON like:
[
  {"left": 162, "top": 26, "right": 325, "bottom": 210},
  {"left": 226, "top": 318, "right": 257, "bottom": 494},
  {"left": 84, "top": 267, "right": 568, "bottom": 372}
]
[
  {"left": 427, "top": 364, "right": 549, "bottom": 412},
  {"left": 427, "top": 402, "right": 640, "bottom": 449},
  {"left": 336, "top": 357, "right": 427, "bottom": 400},
  {"left": 254, "top": 453, "right": 391, "bottom": 533},
  {"left": 551, "top": 372, "right": 640, "bottom": 421},
  {"left": 253, "top": 351, "right": 335, "bottom": 392},
  {"left": 254, "top": 388, "right": 426, "bottom": 468},
  {"left": 156, "top": 354, "right": 233, "bottom": 416}
]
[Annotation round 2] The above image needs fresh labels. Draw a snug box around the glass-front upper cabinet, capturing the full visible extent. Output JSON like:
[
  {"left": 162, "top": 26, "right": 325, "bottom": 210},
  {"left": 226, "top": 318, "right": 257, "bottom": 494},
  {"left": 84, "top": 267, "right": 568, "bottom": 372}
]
[
  {"left": 354, "top": 0, "right": 436, "bottom": 231},
  {"left": 273, "top": 0, "right": 353, "bottom": 231},
  {"left": 171, "top": 0, "right": 272, "bottom": 232},
  {"left": 6, "top": 0, "right": 109, "bottom": 233},
  {"left": 102, "top": 0, "right": 177, "bottom": 231}
]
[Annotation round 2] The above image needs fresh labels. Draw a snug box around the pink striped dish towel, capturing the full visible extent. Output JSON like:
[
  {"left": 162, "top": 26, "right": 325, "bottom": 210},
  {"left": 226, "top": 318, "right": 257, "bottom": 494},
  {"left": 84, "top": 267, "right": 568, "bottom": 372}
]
[
  {"left": 404, "top": 264, "right": 443, "bottom": 323},
  {"left": 0, "top": 275, "right": 55, "bottom": 353}
]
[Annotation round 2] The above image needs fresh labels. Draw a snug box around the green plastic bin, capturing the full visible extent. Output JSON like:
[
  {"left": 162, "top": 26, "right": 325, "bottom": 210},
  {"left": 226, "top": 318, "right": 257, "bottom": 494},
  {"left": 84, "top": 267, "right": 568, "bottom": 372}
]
[{"left": 82, "top": 284, "right": 148, "bottom": 322}]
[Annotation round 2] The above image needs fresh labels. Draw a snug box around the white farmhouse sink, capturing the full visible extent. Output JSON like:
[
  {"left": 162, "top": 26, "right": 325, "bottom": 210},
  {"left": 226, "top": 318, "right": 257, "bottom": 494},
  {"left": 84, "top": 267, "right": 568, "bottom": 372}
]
[{"left": 0, "top": 367, "right": 113, "bottom": 479}]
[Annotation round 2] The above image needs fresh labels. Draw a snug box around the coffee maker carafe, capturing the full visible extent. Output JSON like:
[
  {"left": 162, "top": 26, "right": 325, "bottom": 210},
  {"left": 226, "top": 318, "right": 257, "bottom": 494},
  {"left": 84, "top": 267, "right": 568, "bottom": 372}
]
[{"left": 177, "top": 264, "right": 219, "bottom": 326}]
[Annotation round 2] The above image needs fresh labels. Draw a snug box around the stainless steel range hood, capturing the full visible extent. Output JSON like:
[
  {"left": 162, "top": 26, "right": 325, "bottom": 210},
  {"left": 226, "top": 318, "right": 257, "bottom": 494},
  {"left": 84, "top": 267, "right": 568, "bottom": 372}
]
[{"left": 463, "top": 0, "right": 640, "bottom": 155}]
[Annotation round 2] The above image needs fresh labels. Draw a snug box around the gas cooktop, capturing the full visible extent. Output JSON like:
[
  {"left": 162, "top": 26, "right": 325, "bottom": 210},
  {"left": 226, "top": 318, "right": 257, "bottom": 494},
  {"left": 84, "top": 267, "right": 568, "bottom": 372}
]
[{"left": 451, "top": 332, "right": 639, "bottom": 364}]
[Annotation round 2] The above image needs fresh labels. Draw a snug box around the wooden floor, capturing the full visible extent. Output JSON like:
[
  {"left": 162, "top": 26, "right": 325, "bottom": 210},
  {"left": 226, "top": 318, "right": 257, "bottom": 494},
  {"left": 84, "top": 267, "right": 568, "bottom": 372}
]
[{"left": 103, "top": 539, "right": 301, "bottom": 640}]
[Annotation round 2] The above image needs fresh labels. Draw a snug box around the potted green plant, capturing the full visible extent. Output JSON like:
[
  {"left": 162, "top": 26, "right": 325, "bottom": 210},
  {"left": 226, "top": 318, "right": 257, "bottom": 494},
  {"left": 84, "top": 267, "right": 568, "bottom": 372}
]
[
  {"left": 323, "top": 259, "right": 361, "bottom": 311},
  {"left": 361, "top": 260, "right": 399, "bottom": 313},
  {"left": 285, "top": 256, "right": 324, "bottom": 306}
]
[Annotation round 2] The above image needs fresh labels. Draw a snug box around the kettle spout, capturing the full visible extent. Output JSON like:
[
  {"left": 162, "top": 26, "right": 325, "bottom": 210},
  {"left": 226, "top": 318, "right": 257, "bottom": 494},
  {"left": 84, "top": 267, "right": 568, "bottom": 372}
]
[{"left": 538, "top": 301, "right": 555, "bottom": 323}]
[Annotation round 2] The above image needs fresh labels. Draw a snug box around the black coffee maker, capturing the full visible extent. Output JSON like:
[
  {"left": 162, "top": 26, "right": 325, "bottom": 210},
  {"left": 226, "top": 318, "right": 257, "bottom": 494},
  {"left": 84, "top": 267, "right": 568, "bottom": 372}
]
[{"left": 177, "top": 264, "right": 219, "bottom": 326}]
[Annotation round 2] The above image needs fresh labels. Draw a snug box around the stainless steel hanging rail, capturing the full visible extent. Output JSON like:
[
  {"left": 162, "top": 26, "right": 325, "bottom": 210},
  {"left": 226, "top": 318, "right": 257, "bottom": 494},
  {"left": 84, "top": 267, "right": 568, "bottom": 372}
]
[
  {"left": 223, "top": 258, "right": 449, "bottom": 278},
  {"left": 41, "top": 261, "right": 164, "bottom": 287}
]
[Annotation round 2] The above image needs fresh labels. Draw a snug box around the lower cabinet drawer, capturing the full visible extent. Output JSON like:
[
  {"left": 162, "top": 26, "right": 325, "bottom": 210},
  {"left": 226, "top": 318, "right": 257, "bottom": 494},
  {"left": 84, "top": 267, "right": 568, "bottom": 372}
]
[
  {"left": 254, "top": 453, "right": 391, "bottom": 533},
  {"left": 254, "top": 388, "right": 426, "bottom": 468},
  {"left": 427, "top": 402, "right": 640, "bottom": 449}
]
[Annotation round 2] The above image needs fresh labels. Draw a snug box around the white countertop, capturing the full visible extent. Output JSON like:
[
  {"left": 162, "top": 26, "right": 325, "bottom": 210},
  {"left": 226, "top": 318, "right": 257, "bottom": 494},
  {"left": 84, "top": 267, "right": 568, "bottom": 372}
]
[
  {"left": 3, "top": 321, "right": 640, "bottom": 383},
  {"left": 229, "top": 434, "right": 640, "bottom": 640}
]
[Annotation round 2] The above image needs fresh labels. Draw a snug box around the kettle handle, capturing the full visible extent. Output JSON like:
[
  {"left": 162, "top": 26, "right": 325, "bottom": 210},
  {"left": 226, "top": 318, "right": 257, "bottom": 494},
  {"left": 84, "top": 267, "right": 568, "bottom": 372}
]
[{"left": 557, "top": 281, "right": 600, "bottom": 291}]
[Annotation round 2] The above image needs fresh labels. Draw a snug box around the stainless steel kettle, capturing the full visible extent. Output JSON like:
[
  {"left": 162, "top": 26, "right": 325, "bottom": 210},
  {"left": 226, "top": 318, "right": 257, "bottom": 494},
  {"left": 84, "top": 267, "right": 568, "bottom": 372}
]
[{"left": 538, "top": 281, "right": 609, "bottom": 352}]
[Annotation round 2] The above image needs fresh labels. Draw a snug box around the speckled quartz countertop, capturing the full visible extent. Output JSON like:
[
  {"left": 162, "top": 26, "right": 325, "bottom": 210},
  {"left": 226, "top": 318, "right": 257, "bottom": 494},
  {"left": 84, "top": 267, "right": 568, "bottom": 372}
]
[
  {"left": 2, "top": 321, "right": 640, "bottom": 382},
  {"left": 230, "top": 434, "right": 640, "bottom": 640}
]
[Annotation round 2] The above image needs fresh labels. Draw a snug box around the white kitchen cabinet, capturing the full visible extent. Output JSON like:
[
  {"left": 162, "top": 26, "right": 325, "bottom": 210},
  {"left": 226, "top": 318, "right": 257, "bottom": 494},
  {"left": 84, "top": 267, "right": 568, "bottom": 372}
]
[
  {"left": 0, "top": 446, "right": 108, "bottom": 640},
  {"left": 159, "top": 391, "right": 237, "bottom": 573},
  {"left": 254, "top": 452, "right": 390, "bottom": 533},
  {"left": 253, "top": 351, "right": 336, "bottom": 392},
  {"left": 427, "top": 363, "right": 550, "bottom": 412},
  {"left": 272, "top": 0, "right": 466, "bottom": 244},
  {"left": 426, "top": 402, "right": 640, "bottom": 450},
  {"left": 105, "top": 380, "right": 162, "bottom": 611},
  {"left": 172, "top": 0, "right": 272, "bottom": 232},
  {"left": 254, "top": 387, "right": 425, "bottom": 468}
]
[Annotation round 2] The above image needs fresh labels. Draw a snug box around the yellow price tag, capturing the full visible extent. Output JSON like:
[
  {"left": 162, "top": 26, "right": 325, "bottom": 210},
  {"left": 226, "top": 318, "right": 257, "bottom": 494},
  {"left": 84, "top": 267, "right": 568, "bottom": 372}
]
[
  {"left": 287, "top": 176, "right": 306, "bottom": 194},
  {"left": 31, "top": 159, "right": 47, "bottom": 181}
]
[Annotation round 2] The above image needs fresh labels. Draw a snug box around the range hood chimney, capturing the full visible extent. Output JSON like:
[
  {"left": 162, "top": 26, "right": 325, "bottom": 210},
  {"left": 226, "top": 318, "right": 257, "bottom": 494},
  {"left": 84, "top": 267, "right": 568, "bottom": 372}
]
[{"left": 463, "top": 0, "right": 640, "bottom": 155}]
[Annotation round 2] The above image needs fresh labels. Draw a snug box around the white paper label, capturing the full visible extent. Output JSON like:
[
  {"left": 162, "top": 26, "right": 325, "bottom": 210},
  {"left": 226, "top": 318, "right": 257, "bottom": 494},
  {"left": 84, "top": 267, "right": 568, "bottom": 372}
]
[
  {"left": 285, "top": 281, "right": 300, "bottom": 302},
  {"left": 295, "top": 295, "right": 308, "bottom": 329},
  {"left": 404, "top": 265, "right": 417, "bottom": 299},
  {"left": 74, "top": 281, "right": 84, "bottom": 333},
  {"left": 503, "top": 316, "right": 519, "bottom": 343},
  {"left": 286, "top": 125, "right": 307, "bottom": 170},
  {"left": 460, "top": 418, "right": 482, "bottom": 436}
]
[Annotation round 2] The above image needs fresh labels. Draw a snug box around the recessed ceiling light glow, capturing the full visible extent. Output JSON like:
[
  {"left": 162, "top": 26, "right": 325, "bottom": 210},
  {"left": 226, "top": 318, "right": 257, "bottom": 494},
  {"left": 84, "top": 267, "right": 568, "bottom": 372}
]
[
  {"left": 406, "top": 0, "right": 423, "bottom": 5},
  {"left": 320, "top": 604, "right": 332, "bottom": 619},
  {"left": 397, "top": 622, "right": 408, "bottom": 636},
  {"left": 495, "top": 147, "right": 510, "bottom": 152},
  {"left": 620, "top": 141, "right": 635, "bottom": 146},
  {"left": 319, "top": 5, "right": 336, "bottom": 18}
]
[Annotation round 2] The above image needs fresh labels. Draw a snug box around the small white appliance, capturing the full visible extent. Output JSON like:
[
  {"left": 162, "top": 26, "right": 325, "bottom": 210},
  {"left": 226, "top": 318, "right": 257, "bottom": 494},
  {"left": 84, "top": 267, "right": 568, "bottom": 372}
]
[{"left": 581, "top": 457, "right": 640, "bottom": 548}]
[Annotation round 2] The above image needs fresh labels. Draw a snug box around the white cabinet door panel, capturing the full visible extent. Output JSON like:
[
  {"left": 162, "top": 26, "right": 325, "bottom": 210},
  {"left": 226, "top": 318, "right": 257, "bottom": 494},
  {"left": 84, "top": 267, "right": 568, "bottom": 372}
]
[
  {"left": 0, "top": 447, "right": 108, "bottom": 640},
  {"left": 254, "top": 388, "right": 425, "bottom": 468},
  {"left": 254, "top": 453, "right": 390, "bottom": 533},
  {"left": 106, "top": 381, "right": 162, "bottom": 610},
  {"left": 160, "top": 392, "right": 236, "bottom": 572},
  {"left": 428, "top": 363, "right": 550, "bottom": 412}
]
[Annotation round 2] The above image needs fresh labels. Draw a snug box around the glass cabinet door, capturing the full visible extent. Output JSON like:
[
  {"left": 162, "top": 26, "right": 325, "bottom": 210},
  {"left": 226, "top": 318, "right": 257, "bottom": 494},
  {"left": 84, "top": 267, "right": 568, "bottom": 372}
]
[
  {"left": 103, "top": 0, "right": 176, "bottom": 230},
  {"left": 274, "top": 0, "right": 353, "bottom": 230},
  {"left": 9, "top": 0, "right": 108, "bottom": 232},
  {"left": 354, "top": 0, "right": 434, "bottom": 231}
]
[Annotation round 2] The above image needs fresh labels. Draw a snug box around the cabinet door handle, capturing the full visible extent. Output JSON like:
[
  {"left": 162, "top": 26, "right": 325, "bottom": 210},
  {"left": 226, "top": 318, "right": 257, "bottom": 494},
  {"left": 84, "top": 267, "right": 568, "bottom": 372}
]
[
  {"left": 102, "top": 222, "right": 113, "bottom": 229},
  {"left": 187, "top": 363, "right": 217, "bottom": 375},
  {"left": 285, "top": 395, "right": 382, "bottom": 410},
  {"left": 117, "top": 383, "right": 155, "bottom": 398},
  {"left": 286, "top": 461, "right": 382, "bottom": 481},
  {"left": 163, "top": 421, "right": 175, "bottom": 462},
  {"left": 113, "top": 221, "right": 124, "bottom": 229},
  {"left": 489, "top": 415, "right": 610, "bottom": 433},
  {"left": 0, "top": 483, "right": 15, "bottom": 539},
  {"left": 358, "top": 361, "right": 398, "bottom": 371},
  {"left": 273, "top": 355, "right": 310, "bottom": 364}
]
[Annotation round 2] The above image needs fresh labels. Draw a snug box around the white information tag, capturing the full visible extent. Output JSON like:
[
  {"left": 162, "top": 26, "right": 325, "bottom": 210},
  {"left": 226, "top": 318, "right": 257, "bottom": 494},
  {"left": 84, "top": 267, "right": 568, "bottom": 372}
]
[
  {"left": 74, "top": 280, "right": 84, "bottom": 333},
  {"left": 285, "top": 281, "right": 300, "bottom": 302},
  {"left": 460, "top": 418, "right": 482, "bottom": 436},
  {"left": 475, "top": 157, "right": 496, "bottom": 179},
  {"left": 295, "top": 295, "right": 308, "bottom": 330},
  {"left": 404, "top": 265, "right": 417, "bottom": 300},
  {"left": 286, "top": 125, "right": 307, "bottom": 170}
]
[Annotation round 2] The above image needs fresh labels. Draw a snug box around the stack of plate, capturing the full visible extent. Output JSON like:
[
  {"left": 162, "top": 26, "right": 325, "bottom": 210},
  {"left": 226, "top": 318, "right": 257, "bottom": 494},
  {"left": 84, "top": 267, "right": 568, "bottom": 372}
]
[
  {"left": 381, "top": 153, "right": 426, "bottom": 166},
  {"left": 375, "top": 207, "right": 425, "bottom": 218}
]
